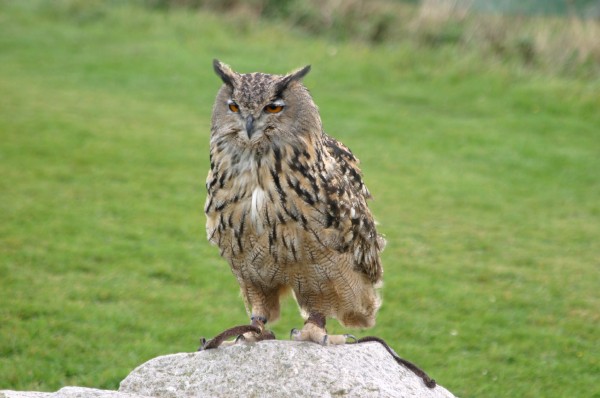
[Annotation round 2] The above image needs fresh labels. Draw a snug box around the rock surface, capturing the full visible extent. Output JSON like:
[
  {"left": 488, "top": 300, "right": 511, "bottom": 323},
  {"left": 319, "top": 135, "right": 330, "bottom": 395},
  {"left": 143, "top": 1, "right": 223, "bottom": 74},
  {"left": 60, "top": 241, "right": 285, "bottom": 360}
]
[
  {"left": 2, "top": 340, "right": 456, "bottom": 398},
  {"left": 0, "top": 387, "right": 149, "bottom": 398},
  {"left": 120, "top": 340, "right": 455, "bottom": 398}
]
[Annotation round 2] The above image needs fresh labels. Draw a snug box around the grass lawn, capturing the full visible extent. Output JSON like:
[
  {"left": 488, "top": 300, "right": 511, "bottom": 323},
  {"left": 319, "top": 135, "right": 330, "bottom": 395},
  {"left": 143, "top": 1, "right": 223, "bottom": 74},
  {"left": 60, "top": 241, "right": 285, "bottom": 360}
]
[{"left": 0, "top": 2, "right": 598, "bottom": 397}]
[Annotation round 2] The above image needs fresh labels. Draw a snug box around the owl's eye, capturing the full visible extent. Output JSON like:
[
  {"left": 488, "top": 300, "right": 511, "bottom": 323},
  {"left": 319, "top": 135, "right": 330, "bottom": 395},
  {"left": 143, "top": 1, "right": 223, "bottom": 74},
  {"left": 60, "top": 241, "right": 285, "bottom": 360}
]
[
  {"left": 264, "top": 103, "right": 284, "bottom": 114},
  {"left": 228, "top": 101, "right": 239, "bottom": 113}
]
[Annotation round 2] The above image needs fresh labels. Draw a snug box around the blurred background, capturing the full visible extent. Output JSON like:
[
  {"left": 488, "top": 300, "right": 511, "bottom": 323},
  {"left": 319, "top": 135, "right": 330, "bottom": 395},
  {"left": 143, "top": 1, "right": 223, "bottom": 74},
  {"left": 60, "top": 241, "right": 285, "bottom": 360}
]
[{"left": 1, "top": 1, "right": 598, "bottom": 397}]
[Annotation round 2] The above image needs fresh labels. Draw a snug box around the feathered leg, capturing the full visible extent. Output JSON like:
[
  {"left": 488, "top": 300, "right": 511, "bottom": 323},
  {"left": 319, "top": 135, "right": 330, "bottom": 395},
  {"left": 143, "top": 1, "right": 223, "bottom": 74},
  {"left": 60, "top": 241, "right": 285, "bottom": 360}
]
[
  {"left": 200, "top": 283, "right": 279, "bottom": 350},
  {"left": 290, "top": 312, "right": 356, "bottom": 345}
]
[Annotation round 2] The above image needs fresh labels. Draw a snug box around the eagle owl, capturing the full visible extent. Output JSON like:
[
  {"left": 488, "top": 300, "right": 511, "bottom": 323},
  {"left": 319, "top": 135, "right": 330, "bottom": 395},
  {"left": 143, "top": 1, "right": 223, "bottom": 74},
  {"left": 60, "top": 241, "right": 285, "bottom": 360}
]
[{"left": 204, "top": 60, "right": 385, "bottom": 345}]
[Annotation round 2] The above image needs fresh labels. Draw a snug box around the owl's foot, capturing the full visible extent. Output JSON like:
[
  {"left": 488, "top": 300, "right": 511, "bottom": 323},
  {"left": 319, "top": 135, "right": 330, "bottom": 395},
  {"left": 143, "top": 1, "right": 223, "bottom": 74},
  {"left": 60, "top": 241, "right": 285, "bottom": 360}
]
[
  {"left": 290, "top": 313, "right": 356, "bottom": 346},
  {"left": 235, "top": 316, "right": 277, "bottom": 344},
  {"left": 199, "top": 316, "right": 276, "bottom": 350}
]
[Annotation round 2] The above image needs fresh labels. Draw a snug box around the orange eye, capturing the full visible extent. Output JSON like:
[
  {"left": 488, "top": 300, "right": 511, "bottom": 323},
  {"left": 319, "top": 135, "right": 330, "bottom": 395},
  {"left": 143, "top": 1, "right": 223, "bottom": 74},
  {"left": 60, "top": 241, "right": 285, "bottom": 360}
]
[
  {"left": 265, "top": 104, "right": 284, "bottom": 114},
  {"left": 228, "top": 102, "right": 239, "bottom": 113}
]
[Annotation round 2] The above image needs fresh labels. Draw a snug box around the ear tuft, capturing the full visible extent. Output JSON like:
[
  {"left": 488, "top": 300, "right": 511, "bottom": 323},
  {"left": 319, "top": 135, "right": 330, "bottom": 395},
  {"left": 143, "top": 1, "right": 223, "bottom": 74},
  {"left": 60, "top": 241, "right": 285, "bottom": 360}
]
[
  {"left": 213, "top": 59, "right": 237, "bottom": 87},
  {"left": 289, "top": 65, "right": 311, "bottom": 81},
  {"left": 275, "top": 65, "right": 311, "bottom": 96}
]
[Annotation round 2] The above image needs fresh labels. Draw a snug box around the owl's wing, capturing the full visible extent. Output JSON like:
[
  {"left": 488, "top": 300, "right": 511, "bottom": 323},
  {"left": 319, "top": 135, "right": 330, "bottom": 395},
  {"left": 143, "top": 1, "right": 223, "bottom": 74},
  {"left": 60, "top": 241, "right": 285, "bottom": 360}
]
[{"left": 319, "top": 133, "right": 385, "bottom": 283}]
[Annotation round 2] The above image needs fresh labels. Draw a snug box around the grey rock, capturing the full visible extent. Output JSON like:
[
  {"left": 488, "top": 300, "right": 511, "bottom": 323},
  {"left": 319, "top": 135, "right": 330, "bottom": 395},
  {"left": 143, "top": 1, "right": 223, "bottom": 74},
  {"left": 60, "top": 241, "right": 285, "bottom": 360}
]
[
  {"left": 0, "top": 392, "right": 52, "bottom": 398},
  {"left": 0, "top": 387, "right": 150, "bottom": 398},
  {"left": 119, "top": 340, "right": 456, "bottom": 398}
]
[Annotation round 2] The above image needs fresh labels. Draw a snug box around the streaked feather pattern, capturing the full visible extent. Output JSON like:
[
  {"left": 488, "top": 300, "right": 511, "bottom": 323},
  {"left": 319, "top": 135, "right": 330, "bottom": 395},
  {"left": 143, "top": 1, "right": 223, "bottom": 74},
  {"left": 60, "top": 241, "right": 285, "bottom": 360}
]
[{"left": 205, "top": 61, "right": 385, "bottom": 328}]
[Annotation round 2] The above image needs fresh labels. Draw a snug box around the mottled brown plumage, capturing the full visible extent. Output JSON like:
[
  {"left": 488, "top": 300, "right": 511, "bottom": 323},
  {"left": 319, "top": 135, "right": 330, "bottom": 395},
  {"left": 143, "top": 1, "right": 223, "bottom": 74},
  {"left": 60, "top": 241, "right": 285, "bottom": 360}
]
[{"left": 204, "top": 60, "right": 385, "bottom": 345}]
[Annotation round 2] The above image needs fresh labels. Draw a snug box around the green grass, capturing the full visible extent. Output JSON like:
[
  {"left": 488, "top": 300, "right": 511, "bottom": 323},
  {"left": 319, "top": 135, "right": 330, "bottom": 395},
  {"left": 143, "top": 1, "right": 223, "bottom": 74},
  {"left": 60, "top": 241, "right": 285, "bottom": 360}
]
[{"left": 1, "top": 2, "right": 599, "bottom": 397}]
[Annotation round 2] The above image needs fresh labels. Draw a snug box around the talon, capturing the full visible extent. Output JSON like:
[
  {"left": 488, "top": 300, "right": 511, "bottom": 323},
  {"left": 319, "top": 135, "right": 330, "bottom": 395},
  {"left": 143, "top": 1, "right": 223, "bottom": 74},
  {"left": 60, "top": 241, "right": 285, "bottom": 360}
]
[
  {"left": 344, "top": 334, "right": 357, "bottom": 343},
  {"left": 322, "top": 335, "right": 329, "bottom": 346},
  {"left": 235, "top": 334, "right": 246, "bottom": 343},
  {"left": 290, "top": 328, "right": 300, "bottom": 340},
  {"left": 198, "top": 337, "right": 207, "bottom": 351}
]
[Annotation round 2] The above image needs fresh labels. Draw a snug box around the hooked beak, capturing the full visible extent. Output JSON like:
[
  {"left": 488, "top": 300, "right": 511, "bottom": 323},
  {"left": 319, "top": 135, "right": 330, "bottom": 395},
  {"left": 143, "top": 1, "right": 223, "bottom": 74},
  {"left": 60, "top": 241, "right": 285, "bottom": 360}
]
[{"left": 245, "top": 115, "right": 255, "bottom": 139}]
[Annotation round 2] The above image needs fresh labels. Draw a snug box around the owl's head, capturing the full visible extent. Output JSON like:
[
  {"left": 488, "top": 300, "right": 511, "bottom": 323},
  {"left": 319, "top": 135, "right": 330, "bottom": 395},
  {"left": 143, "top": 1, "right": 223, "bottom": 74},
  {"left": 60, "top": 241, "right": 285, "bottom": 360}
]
[{"left": 211, "top": 59, "right": 321, "bottom": 150}]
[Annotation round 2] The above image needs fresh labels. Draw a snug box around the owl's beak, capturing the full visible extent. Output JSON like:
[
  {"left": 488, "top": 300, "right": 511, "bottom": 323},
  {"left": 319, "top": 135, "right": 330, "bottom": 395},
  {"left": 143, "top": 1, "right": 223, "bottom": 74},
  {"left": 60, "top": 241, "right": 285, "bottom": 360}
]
[{"left": 245, "top": 115, "right": 255, "bottom": 139}]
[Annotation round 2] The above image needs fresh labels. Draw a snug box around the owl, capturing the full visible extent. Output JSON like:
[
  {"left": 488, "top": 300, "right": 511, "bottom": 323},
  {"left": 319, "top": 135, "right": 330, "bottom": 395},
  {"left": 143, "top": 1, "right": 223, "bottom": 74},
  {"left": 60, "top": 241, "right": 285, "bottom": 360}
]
[{"left": 203, "top": 60, "right": 385, "bottom": 347}]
